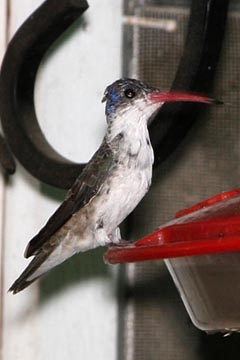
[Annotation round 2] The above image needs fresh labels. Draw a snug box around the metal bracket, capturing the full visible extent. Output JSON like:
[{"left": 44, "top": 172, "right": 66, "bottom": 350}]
[
  {"left": 0, "top": 0, "right": 229, "bottom": 189},
  {"left": 0, "top": 0, "right": 89, "bottom": 189}
]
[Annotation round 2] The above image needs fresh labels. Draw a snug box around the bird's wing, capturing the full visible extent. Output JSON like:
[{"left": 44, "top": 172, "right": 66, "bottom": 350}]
[{"left": 25, "top": 141, "right": 115, "bottom": 258}]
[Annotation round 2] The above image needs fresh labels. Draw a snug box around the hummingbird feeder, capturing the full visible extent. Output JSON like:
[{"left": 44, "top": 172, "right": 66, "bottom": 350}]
[{"left": 105, "top": 188, "right": 240, "bottom": 332}]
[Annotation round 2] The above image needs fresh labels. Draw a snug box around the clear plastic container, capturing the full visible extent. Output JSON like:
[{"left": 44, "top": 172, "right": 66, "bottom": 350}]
[{"left": 165, "top": 252, "right": 240, "bottom": 333}]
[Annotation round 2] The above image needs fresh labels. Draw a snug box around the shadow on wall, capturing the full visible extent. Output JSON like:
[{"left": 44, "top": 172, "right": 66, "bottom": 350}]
[{"left": 39, "top": 246, "right": 109, "bottom": 305}]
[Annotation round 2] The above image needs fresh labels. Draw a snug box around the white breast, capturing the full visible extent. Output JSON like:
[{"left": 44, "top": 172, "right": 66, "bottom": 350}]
[{"left": 94, "top": 118, "right": 154, "bottom": 235}]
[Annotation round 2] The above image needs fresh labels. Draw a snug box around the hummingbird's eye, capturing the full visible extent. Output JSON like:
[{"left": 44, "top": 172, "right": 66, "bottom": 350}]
[{"left": 124, "top": 88, "right": 136, "bottom": 99}]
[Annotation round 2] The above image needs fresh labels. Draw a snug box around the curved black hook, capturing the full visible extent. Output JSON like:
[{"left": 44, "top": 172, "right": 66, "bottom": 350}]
[
  {"left": 0, "top": 0, "right": 89, "bottom": 189},
  {"left": 0, "top": 0, "right": 229, "bottom": 189},
  {"left": 150, "top": 0, "right": 229, "bottom": 166}
]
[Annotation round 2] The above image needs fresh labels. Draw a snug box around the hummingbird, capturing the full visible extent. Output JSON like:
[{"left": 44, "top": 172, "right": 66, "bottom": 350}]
[{"left": 9, "top": 78, "right": 219, "bottom": 294}]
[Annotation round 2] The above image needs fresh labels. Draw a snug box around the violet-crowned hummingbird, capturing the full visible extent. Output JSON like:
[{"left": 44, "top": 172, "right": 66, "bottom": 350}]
[{"left": 9, "top": 78, "right": 219, "bottom": 293}]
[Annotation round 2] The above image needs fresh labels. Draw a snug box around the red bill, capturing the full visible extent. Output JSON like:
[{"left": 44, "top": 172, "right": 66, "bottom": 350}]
[{"left": 148, "top": 91, "right": 223, "bottom": 105}]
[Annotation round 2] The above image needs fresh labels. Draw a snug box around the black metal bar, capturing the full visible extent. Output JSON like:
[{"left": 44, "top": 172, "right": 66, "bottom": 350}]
[
  {"left": 0, "top": 0, "right": 89, "bottom": 189},
  {"left": 149, "top": 0, "right": 229, "bottom": 167}
]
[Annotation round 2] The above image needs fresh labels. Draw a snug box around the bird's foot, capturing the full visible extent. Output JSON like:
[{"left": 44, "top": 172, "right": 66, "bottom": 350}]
[{"left": 108, "top": 239, "right": 132, "bottom": 248}]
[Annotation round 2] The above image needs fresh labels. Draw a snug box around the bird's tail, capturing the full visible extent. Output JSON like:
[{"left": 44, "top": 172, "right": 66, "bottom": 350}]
[
  {"left": 9, "top": 252, "right": 48, "bottom": 294},
  {"left": 9, "top": 238, "right": 81, "bottom": 294}
]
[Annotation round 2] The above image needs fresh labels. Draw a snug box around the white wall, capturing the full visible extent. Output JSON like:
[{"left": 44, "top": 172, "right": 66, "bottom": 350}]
[
  {"left": 1, "top": 1, "right": 122, "bottom": 359},
  {"left": 0, "top": 0, "right": 7, "bottom": 353}
]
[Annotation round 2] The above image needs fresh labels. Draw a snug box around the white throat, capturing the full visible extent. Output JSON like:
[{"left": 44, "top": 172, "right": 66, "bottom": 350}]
[
  {"left": 105, "top": 100, "right": 162, "bottom": 173},
  {"left": 106, "top": 99, "right": 161, "bottom": 144}
]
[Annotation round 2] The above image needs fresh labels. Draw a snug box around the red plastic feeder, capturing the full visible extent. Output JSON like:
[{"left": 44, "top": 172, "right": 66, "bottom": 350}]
[
  {"left": 105, "top": 189, "right": 240, "bottom": 333},
  {"left": 105, "top": 188, "right": 240, "bottom": 264}
]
